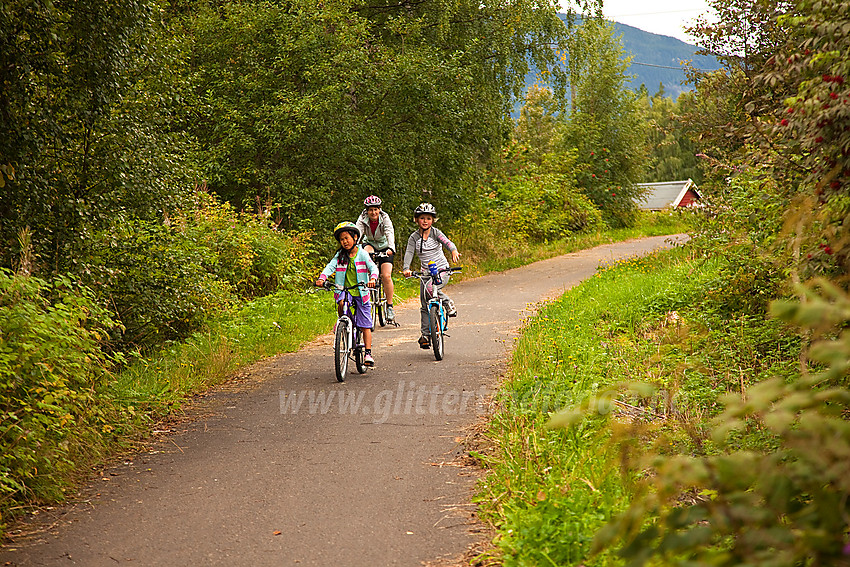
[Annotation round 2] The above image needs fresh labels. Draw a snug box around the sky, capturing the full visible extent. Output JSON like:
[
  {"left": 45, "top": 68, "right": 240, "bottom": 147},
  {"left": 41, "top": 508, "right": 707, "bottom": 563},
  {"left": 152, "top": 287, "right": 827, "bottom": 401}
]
[{"left": 596, "top": 0, "right": 715, "bottom": 44}]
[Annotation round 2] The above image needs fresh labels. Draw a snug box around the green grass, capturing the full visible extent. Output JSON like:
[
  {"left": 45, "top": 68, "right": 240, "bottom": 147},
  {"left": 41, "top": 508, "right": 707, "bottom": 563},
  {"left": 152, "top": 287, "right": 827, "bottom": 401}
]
[{"left": 474, "top": 246, "right": 725, "bottom": 566}]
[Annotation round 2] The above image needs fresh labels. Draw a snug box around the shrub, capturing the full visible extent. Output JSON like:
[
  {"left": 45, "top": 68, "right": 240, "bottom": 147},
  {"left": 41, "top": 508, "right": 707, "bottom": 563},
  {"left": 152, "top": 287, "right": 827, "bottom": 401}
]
[
  {"left": 0, "top": 269, "right": 119, "bottom": 520},
  {"left": 492, "top": 172, "right": 602, "bottom": 241},
  {"left": 82, "top": 219, "right": 234, "bottom": 349},
  {"left": 187, "top": 192, "right": 318, "bottom": 296},
  {"left": 587, "top": 279, "right": 850, "bottom": 566}
]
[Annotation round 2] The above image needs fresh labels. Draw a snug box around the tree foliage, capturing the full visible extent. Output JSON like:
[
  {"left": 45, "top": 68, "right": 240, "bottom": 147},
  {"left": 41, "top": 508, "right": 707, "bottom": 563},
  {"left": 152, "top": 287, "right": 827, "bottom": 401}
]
[
  {"left": 181, "top": 0, "right": 572, "bottom": 229},
  {"left": 0, "top": 0, "right": 196, "bottom": 274},
  {"left": 642, "top": 86, "right": 703, "bottom": 184},
  {"left": 557, "top": 18, "right": 649, "bottom": 227}
]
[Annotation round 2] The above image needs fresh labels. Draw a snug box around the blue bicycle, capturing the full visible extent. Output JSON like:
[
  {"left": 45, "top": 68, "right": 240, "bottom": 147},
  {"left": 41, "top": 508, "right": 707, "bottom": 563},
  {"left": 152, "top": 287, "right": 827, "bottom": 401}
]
[{"left": 410, "top": 266, "right": 462, "bottom": 361}]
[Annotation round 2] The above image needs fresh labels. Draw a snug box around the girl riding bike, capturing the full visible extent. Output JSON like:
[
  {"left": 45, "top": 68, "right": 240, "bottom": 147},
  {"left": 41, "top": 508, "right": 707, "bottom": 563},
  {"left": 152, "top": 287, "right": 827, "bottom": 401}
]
[
  {"left": 315, "top": 222, "right": 379, "bottom": 366},
  {"left": 401, "top": 203, "right": 461, "bottom": 350},
  {"left": 356, "top": 195, "right": 397, "bottom": 322}
]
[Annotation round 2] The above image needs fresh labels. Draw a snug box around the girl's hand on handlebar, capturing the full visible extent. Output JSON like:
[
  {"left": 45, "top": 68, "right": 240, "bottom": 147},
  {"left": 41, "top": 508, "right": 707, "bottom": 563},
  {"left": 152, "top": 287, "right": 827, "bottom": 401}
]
[
  {"left": 368, "top": 278, "right": 377, "bottom": 288},
  {"left": 315, "top": 279, "right": 324, "bottom": 287}
]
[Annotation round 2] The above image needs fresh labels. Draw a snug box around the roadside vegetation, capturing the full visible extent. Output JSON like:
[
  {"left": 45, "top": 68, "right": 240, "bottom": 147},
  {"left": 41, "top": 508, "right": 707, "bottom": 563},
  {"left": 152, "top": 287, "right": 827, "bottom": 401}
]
[
  {"left": 0, "top": 0, "right": 672, "bottom": 534},
  {"left": 475, "top": 0, "right": 850, "bottom": 564}
]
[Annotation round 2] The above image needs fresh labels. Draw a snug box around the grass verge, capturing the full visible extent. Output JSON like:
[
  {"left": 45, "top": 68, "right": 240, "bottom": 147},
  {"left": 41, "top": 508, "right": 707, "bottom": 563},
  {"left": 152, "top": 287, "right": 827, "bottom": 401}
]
[{"left": 473, "top": 245, "right": 725, "bottom": 565}]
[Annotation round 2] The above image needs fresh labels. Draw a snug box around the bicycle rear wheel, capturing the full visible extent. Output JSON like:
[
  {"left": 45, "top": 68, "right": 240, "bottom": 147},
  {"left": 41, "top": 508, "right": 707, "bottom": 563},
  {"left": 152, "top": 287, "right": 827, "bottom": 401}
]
[
  {"left": 354, "top": 328, "right": 367, "bottom": 374},
  {"left": 334, "top": 320, "right": 350, "bottom": 382},
  {"left": 429, "top": 304, "right": 444, "bottom": 361}
]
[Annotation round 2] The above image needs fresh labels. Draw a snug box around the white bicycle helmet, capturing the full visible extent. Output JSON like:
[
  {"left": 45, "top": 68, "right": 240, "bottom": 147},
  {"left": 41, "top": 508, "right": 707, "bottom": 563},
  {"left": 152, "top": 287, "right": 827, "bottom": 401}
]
[
  {"left": 414, "top": 202, "right": 437, "bottom": 218},
  {"left": 364, "top": 195, "right": 382, "bottom": 207}
]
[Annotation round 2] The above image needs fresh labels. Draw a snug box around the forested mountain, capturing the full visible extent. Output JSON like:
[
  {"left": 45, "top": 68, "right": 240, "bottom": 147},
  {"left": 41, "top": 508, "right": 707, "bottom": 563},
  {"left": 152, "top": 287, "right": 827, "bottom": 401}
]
[
  {"left": 610, "top": 19, "right": 722, "bottom": 98},
  {"left": 522, "top": 15, "right": 722, "bottom": 105}
]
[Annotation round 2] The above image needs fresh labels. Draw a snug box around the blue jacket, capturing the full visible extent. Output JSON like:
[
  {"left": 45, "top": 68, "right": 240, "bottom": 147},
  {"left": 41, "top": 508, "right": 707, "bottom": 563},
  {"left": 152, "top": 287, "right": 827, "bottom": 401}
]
[{"left": 318, "top": 246, "right": 379, "bottom": 302}]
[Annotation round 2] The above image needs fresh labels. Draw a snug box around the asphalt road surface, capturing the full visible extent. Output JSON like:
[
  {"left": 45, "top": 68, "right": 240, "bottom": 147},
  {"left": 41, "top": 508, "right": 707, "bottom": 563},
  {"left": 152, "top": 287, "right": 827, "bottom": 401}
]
[{"left": 0, "top": 235, "right": 685, "bottom": 566}]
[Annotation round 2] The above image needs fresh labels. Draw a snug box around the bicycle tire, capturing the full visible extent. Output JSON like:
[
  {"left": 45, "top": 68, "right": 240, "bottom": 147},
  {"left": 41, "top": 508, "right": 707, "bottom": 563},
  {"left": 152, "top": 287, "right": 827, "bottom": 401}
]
[
  {"left": 370, "top": 287, "right": 379, "bottom": 328},
  {"left": 430, "top": 303, "right": 444, "bottom": 361},
  {"left": 334, "top": 320, "right": 349, "bottom": 382},
  {"left": 377, "top": 283, "right": 386, "bottom": 327},
  {"left": 354, "top": 328, "right": 367, "bottom": 374}
]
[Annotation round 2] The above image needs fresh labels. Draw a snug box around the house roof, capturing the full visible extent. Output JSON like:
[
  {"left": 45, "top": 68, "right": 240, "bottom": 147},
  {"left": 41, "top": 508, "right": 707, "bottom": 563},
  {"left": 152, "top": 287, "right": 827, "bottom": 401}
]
[{"left": 635, "top": 179, "right": 701, "bottom": 210}]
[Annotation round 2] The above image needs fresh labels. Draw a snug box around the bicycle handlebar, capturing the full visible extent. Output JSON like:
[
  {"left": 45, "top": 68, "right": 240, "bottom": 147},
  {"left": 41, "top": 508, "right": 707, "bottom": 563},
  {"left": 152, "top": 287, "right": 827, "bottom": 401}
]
[
  {"left": 322, "top": 280, "right": 368, "bottom": 292},
  {"left": 409, "top": 266, "right": 463, "bottom": 278}
]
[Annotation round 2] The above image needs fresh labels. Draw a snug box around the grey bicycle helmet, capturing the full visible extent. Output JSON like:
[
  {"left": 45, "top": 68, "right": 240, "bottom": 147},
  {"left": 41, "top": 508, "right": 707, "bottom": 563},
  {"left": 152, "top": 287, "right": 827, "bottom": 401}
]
[
  {"left": 364, "top": 195, "right": 382, "bottom": 207},
  {"left": 413, "top": 202, "right": 437, "bottom": 218}
]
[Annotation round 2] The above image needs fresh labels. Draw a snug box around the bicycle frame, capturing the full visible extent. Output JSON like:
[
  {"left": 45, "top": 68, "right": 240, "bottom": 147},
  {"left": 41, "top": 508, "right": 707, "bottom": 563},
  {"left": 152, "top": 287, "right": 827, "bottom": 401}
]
[{"left": 409, "top": 266, "right": 462, "bottom": 361}]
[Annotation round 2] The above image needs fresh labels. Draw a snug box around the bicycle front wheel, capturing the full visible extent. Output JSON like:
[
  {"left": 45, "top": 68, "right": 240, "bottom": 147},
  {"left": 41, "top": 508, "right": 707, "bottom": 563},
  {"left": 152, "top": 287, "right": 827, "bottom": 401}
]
[
  {"left": 354, "top": 328, "right": 367, "bottom": 374},
  {"left": 376, "top": 283, "right": 386, "bottom": 327},
  {"left": 429, "top": 304, "right": 444, "bottom": 361},
  {"left": 370, "top": 288, "right": 379, "bottom": 328},
  {"left": 334, "top": 320, "right": 350, "bottom": 382}
]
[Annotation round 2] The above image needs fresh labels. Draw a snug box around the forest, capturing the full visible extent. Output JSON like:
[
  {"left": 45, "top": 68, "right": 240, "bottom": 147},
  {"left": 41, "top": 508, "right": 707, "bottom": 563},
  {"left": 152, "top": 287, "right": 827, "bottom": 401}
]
[{"left": 1, "top": 0, "right": 849, "bottom": 562}]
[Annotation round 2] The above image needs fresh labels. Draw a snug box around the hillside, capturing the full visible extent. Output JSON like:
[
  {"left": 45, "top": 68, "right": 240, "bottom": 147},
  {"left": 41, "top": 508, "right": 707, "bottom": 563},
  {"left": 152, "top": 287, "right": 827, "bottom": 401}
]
[
  {"left": 611, "top": 19, "right": 722, "bottom": 99},
  {"left": 520, "top": 15, "right": 722, "bottom": 110}
]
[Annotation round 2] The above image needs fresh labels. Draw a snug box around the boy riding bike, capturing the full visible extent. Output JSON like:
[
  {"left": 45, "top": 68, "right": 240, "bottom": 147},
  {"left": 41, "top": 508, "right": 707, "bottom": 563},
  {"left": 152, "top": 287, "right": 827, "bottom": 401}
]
[
  {"left": 356, "top": 195, "right": 397, "bottom": 322},
  {"left": 315, "top": 222, "right": 379, "bottom": 366},
  {"left": 401, "top": 203, "right": 461, "bottom": 350}
]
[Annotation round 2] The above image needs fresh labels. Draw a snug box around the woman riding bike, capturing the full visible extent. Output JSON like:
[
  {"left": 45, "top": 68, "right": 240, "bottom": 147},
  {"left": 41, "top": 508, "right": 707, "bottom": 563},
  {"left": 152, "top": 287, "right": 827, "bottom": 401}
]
[{"left": 356, "top": 195, "right": 397, "bottom": 322}]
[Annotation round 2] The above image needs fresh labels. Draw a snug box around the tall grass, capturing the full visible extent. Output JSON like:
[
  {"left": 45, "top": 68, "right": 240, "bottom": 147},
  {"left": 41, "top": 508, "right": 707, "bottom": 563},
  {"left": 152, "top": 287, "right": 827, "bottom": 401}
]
[{"left": 475, "top": 245, "right": 724, "bottom": 565}]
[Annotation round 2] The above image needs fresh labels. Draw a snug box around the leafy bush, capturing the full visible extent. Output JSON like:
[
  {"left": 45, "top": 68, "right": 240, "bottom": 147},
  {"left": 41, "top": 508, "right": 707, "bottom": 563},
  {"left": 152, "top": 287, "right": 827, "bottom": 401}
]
[
  {"left": 0, "top": 269, "right": 119, "bottom": 519},
  {"left": 688, "top": 170, "right": 794, "bottom": 316},
  {"left": 491, "top": 172, "right": 602, "bottom": 241},
  {"left": 187, "top": 192, "right": 317, "bottom": 296},
  {"left": 470, "top": 143, "right": 602, "bottom": 247},
  {"left": 80, "top": 191, "right": 316, "bottom": 350},
  {"left": 83, "top": 219, "right": 234, "bottom": 349}
]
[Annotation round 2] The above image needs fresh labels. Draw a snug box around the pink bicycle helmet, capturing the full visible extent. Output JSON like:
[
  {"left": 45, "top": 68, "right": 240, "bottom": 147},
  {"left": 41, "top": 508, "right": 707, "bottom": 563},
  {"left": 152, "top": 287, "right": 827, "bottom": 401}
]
[{"left": 363, "top": 195, "right": 382, "bottom": 207}]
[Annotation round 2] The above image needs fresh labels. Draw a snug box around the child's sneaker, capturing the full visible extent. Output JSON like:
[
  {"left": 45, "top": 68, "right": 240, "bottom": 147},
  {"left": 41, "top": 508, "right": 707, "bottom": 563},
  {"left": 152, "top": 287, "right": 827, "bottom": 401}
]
[
  {"left": 418, "top": 335, "right": 431, "bottom": 349},
  {"left": 445, "top": 298, "right": 457, "bottom": 317},
  {"left": 364, "top": 352, "right": 375, "bottom": 367}
]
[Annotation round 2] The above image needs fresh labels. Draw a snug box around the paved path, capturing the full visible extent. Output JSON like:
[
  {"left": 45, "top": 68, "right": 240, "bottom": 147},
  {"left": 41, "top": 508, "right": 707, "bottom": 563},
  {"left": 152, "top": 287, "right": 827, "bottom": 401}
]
[{"left": 0, "top": 235, "right": 684, "bottom": 566}]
